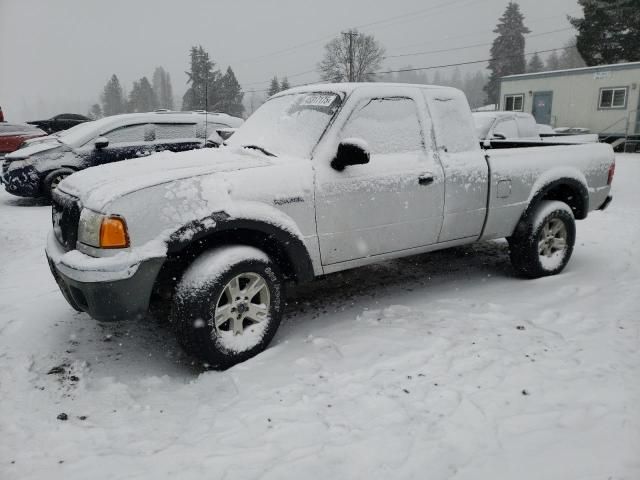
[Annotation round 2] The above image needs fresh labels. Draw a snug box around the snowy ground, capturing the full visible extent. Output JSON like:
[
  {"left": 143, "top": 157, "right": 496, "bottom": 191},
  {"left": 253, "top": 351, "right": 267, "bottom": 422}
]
[{"left": 1, "top": 155, "right": 639, "bottom": 480}]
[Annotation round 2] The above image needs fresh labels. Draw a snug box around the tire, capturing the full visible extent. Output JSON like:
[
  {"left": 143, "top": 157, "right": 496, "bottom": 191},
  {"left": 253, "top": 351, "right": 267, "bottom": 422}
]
[
  {"left": 43, "top": 168, "right": 74, "bottom": 199},
  {"left": 508, "top": 200, "right": 576, "bottom": 278},
  {"left": 170, "top": 245, "right": 285, "bottom": 369}
]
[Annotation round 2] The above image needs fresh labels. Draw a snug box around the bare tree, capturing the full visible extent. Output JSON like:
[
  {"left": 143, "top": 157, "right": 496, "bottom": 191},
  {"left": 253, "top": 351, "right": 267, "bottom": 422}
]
[{"left": 317, "top": 29, "right": 385, "bottom": 82}]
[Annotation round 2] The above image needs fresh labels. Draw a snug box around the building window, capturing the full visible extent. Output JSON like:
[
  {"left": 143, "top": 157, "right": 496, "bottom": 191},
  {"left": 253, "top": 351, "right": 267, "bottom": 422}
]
[
  {"left": 599, "top": 87, "right": 628, "bottom": 109},
  {"left": 504, "top": 94, "right": 524, "bottom": 112}
]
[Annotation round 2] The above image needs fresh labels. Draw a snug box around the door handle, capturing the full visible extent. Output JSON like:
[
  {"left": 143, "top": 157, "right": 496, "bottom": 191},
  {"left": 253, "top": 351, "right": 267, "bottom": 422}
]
[{"left": 418, "top": 174, "right": 434, "bottom": 186}]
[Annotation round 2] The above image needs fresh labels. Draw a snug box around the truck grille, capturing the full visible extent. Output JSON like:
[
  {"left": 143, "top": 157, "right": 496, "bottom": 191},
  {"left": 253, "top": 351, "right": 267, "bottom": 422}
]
[{"left": 51, "top": 190, "right": 81, "bottom": 251}]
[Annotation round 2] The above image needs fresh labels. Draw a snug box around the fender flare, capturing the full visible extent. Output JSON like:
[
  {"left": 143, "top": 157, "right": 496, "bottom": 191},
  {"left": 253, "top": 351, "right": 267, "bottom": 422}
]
[
  {"left": 166, "top": 211, "right": 315, "bottom": 283},
  {"left": 523, "top": 176, "right": 590, "bottom": 223}
]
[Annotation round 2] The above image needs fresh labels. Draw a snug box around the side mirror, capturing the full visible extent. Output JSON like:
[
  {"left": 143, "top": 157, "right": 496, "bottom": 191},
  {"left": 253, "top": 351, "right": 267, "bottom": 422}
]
[
  {"left": 94, "top": 137, "right": 109, "bottom": 149},
  {"left": 216, "top": 128, "right": 237, "bottom": 141},
  {"left": 492, "top": 132, "right": 506, "bottom": 140},
  {"left": 331, "top": 138, "right": 371, "bottom": 171}
]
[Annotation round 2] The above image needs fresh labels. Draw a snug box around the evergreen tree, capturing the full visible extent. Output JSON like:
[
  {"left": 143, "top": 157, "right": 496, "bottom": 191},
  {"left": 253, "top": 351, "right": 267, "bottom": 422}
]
[
  {"left": 279, "top": 77, "right": 290, "bottom": 91},
  {"left": 268, "top": 76, "right": 280, "bottom": 97},
  {"left": 217, "top": 67, "right": 245, "bottom": 117},
  {"left": 88, "top": 103, "right": 102, "bottom": 120},
  {"left": 559, "top": 39, "right": 587, "bottom": 69},
  {"left": 527, "top": 52, "right": 545, "bottom": 73},
  {"left": 182, "top": 46, "right": 219, "bottom": 111},
  {"left": 100, "top": 74, "right": 126, "bottom": 116},
  {"left": 546, "top": 50, "right": 562, "bottom": 71},
  {"left": 128, "top": 76, "right": 157, "bottom": 112},
  {"left": 485, "top": 2, "right": 530, "bottom": 105},
  {"left": 570, "top": 0, "right": 640, "bottom": 66},
  {"left": 152, "top": 67, "right": 174, "bottom": 110}
]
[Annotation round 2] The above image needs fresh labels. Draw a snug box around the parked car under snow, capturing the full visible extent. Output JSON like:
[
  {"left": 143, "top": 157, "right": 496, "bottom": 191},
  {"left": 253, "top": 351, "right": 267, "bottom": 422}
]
[
  {"left": 1, "top": 111, "right": 243, "bottom": 198},
  {"left": 26, "top": 113, "right": 91, "bottom": 134},
  {"left": 473, "top": 111, "right": 599, "bottom": 147}
]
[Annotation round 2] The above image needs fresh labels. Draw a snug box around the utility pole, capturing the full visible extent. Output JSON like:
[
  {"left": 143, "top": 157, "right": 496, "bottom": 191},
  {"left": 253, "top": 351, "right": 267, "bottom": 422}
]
[{"left": 342, "top": 29, "right": 359, "bottom": 82}]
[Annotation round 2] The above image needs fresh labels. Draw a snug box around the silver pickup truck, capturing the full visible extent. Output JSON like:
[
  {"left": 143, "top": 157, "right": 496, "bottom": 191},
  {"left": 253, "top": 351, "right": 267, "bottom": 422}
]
[{"left": 45, "top": 83, "right": 615, "bottom": 368}]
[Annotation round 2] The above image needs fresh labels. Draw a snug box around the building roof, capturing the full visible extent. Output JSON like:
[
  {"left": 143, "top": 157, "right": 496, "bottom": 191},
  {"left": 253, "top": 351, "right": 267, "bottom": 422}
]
[{"left": 501, "top": 61, "right": 640, "bottom": 82}]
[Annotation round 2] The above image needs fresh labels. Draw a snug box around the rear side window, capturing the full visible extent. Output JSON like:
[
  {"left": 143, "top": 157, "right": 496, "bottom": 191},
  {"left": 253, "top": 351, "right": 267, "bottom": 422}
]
[
  {"left": 155, "top": 123, "right": 198, "bottom": 141},
  {"left": 103, "top": 124, "right": 148, "bottom": 144},
  {"left": 426, "top": 90, "right": 479, "bottom": 153},
  {"left": 340, "top": 97, "right": 423, "bottom": 155}
]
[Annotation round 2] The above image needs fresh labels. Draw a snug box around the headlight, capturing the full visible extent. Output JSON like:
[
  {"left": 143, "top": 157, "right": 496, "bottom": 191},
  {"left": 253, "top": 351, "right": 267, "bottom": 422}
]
[
  {"left": 7, "top": 158, "right": 32, "bottom": 170},
  {"left": 78, "top": 209, "right": 130, "bottom": 249}
]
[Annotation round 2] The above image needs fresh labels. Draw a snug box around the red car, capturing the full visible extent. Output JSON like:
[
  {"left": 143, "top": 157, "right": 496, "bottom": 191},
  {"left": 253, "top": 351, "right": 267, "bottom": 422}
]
[{"left": 0, "top": 123, "right": 47, "bottom": 155}]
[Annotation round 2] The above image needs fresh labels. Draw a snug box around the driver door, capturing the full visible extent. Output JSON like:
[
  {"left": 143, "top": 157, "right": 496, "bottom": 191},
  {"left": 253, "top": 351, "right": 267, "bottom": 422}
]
[{"left": 314, "top": 92, "right": 444, "bottom": 266}]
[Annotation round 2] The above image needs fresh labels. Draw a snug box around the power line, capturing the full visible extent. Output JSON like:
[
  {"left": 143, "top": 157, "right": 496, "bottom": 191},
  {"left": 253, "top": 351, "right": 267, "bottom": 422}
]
[
  {"left": 242, "top": 27, "right": 574, "bottom": 89},
  {"left": 235, "top": 0, "right": 484, "bottom": 65},
  {"left": 375, "top": 45, "right": 577, "bottom": 76},
  {"left": 244, "top": 44, "right": 578, "bottom": 94},
  {"left": 353, "top": 0, "right": 480, "bottom": 31},
  {"left": 388, "top": 10, "right": 580, "bottom": 51},
  {"left": 385, "top": 27, "right": 574, "bottom": 60}
]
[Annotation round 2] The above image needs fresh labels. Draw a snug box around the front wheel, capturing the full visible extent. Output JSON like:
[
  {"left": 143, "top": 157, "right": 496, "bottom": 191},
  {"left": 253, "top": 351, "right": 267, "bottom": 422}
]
[
  {"left": 171, "top": 245, "right": 285, "bottom": 369},
  {"left": 43, "top": 168, "right": 74, "bottom": 199},
  {"left": 508, "top": 200, "right": 576, "bottom": 278}
]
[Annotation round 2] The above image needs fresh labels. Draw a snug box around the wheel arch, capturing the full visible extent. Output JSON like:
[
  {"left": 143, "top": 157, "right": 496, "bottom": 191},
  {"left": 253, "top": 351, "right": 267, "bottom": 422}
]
[
  {"left": 152, "top": 212, "right": 315, "bottom": 304},
  {"left": 526, "top": 176, "right": 589, "bottom": 221}
]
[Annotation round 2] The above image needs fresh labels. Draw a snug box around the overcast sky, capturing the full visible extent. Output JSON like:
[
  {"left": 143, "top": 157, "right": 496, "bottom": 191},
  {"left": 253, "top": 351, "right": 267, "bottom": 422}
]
[{"left": 0, "top": 0, "right": 580, "bottom": 122}]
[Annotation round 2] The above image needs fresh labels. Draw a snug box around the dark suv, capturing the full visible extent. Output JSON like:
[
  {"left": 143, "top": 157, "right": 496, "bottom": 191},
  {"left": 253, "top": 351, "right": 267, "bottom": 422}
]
[
  {"left": 1, "top": 111, "right": 243, "bottom": 198},
  {"left": 27, "top": 113, "right": 91, "bottom": 134}
]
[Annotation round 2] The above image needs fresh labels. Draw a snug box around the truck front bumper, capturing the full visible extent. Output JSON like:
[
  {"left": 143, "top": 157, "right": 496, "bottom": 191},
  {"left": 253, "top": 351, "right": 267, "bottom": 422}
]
[{"left": 45, "top": 232, "right": 165, "bottom": 321}]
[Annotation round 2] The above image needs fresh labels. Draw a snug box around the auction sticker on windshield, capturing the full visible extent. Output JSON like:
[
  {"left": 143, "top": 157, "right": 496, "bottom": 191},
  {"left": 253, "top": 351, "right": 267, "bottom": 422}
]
[{"left": 300, "top": 94, "right": 338, "bottom": 107}]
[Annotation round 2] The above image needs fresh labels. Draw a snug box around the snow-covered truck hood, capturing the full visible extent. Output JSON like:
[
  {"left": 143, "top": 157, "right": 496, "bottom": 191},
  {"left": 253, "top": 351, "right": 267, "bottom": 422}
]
[
  {"left": 57, "top": 146, "right": 316, "bottom": 250},
  {"left": 58, "top": 147, "right": 277, "bottom": 211}
]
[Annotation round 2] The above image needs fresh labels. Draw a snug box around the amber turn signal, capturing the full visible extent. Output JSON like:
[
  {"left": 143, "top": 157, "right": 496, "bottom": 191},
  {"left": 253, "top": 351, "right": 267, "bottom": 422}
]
[{"left": 99, "top": 216, "right": 129, "bottom": 248}]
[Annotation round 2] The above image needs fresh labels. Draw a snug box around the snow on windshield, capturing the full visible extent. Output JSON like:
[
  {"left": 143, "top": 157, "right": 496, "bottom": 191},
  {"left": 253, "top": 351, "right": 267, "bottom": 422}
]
[
  {"left": 57, "top": 118, "right": 106, "bottom": 147},
  {"left": 227, "top": 92, "right": 342, "bottom": 158}
]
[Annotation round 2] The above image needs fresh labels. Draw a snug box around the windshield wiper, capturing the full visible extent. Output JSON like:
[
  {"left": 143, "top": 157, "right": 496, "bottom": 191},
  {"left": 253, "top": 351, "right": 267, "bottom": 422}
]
[{"left": 241, "top": 144, "right": 277, "bottom": 157}]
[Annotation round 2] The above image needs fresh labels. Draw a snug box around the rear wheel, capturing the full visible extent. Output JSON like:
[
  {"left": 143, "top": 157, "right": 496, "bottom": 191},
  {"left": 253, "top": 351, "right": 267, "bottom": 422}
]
[
  {"left": 508, "top": 200, "right": 576, "bottom": 278},
  {"left": 171, "top": 245, "right": 285, "bottom": 369}
]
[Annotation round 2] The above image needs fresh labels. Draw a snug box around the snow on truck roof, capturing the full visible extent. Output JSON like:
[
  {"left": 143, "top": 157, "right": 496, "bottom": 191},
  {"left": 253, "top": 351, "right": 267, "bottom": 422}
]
[{"left": 275, "top": 82, "right": 461, "bottom": 96}]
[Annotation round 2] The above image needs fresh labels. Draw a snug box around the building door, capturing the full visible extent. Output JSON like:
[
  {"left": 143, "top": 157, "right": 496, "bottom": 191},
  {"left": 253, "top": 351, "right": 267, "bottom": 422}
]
[{"left": 532, "top": 91, "right": 553, "bottom": 125}]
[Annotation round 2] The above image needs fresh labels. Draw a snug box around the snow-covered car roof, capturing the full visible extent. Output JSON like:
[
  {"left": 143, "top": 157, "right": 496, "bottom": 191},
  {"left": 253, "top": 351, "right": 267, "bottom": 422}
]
[{"left": 58, "top": 111, "right": 241, "bottom": 148}]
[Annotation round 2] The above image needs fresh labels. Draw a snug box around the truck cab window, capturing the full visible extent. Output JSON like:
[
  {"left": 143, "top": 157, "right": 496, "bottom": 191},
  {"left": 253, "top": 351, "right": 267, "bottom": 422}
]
[{"left": 340, "top": 97, "right": 423, "bottom": 155}]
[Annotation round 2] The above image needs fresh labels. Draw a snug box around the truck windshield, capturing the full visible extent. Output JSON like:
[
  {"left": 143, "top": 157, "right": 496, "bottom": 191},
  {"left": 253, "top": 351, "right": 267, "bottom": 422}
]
[{"left": 227, "top": 92, "right": 343, "bottom": 158}]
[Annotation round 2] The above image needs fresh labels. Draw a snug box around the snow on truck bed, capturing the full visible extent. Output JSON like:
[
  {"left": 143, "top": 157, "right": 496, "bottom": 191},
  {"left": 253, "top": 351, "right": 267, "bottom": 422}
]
[{"left": 1, "top": 156, "right": 639, "bottom": 480}]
